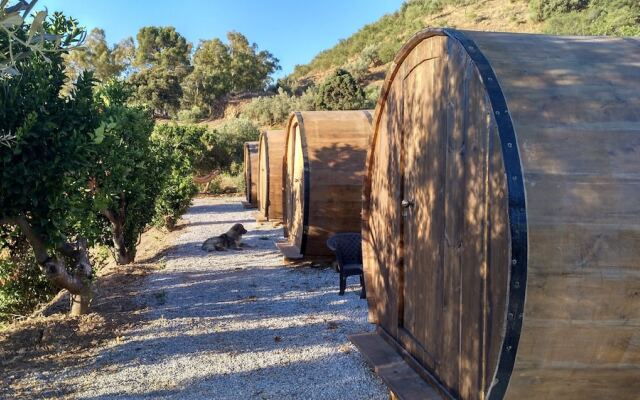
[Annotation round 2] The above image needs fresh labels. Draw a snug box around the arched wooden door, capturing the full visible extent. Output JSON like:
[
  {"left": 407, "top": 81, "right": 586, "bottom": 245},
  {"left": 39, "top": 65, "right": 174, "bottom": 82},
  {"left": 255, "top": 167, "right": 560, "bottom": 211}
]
[
  {"left": 290, "top": 125, "right": 306, "bottom": 250},
  {"left": 259, "top": 137, "right": 269, "bottom": 217},
  {"left": 396, "top": 35, "right": 509, "bottom": 399}
]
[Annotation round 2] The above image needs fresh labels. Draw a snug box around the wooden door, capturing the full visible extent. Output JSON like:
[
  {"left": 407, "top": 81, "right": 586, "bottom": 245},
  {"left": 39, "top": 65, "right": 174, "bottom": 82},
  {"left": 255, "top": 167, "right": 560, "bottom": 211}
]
[
  {"left": 285, "top": 129, "right": 296, "bottom": 235},
  {"left": 259, "top": 141, "right": 268, "bottom": 216},
  {"left": 290, "top": 126, "right": 305, "bottom": 250},
  {"left": 399, "top": 52, "right": 446, "bottom": 374},
  {"left": 397, "top": 37, "right": 494, "bottom": 400}
]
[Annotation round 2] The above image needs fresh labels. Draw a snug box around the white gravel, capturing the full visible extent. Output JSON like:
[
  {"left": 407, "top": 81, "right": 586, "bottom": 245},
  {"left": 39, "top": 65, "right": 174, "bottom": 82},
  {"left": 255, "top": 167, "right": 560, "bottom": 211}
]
[{"left": 55, "top": 196, "right": 388, "bottom": 399}]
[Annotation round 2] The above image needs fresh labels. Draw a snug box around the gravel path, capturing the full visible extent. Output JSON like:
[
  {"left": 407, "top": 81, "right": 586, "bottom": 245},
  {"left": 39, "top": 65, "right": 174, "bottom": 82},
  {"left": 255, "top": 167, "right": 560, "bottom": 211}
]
[{"left": 59, "top": 197, "right": 388, "bottom": 399}]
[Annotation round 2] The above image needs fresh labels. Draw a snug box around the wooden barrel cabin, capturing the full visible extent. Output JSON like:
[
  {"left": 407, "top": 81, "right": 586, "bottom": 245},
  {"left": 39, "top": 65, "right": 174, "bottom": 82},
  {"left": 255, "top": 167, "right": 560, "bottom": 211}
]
[
  {"left": 257, "top": 130, "right": 285, "bottom": 221},
  {"left": 278, "top": 110, "right": 373, "bottom": 259},
  {"left": 243, "top": 141, "right": 259, "bottom": 208},
  {"left": 360, "top": 29, "right": 640, "bottom": 400}
]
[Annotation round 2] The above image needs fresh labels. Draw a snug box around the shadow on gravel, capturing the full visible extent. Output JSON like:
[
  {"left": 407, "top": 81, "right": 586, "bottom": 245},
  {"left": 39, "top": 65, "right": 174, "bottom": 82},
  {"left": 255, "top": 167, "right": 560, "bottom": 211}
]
[
  {"left": 135, "top": 226, "right": 283, "bottom": 265},
  {"left": 187, "top": 201, "right": 244, "bottom": 215},
  {"left": 81, "top": 357, "right": 375, "bottom": 400}
]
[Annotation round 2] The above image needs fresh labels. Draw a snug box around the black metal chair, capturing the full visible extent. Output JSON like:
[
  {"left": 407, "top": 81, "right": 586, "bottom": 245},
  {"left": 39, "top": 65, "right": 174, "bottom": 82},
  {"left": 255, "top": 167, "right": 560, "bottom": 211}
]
[{"left": 326, "top": 233, "right": 366, "bottom": 299}]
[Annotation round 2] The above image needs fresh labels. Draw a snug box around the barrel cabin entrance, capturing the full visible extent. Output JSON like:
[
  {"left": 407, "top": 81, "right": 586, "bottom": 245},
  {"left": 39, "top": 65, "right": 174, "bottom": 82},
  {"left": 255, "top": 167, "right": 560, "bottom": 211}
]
[
  {"left": 278, "top": 111, "right": 373, "bottom": 260},
  {"left": 357, "top": 28, "right": 640, "bottom": 400}
]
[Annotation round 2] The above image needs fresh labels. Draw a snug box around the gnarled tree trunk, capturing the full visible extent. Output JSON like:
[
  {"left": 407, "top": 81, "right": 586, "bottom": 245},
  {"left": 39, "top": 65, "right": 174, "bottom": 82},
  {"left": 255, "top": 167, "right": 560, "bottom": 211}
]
[
  {"left": 1, "top": 216, "right": 94, "bottom": 315},
  {"left": 102, "top": 195, "right": 136, "bottom": 265}
]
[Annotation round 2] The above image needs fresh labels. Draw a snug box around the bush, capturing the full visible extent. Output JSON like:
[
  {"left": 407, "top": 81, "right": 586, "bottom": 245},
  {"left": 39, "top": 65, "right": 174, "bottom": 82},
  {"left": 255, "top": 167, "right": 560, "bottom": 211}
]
[
  {"left": 530, "top": 0, "right": 590, "bottom": 21},
  {"left": 176, "top": 105, "right": 207, "bottom": 123},
  {"left": 205, "top": 172, "right": 245, "bottom": 195},
  {"left": 315, "top": 69, "right": 367, "bottom": 111},
  {"left": 541, "top": 0, "right": 640, "bottom": 36},
  {"left": 202, "top": 118, "right": 260, "bottom": 172},
  {"left": 0, "top": 232, "right": 57, "bottom": 322},
  {"left": 150, "top": 124, "right": 206, "bottom": 229},
  {"left": 91, "top": 84, "right": 163, "bottom": 263},
  {"left": 364, "top": 83, "right": 381, "bottom": 109},
  {"left": 242, "top": 87, "right": 317, "bottom": 127}
]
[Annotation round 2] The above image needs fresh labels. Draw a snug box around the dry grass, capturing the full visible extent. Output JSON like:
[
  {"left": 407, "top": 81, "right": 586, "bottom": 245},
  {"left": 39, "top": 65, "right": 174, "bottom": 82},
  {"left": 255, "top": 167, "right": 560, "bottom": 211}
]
[{"left": 0, "top": 220, "right": 185, "bottom": 398}]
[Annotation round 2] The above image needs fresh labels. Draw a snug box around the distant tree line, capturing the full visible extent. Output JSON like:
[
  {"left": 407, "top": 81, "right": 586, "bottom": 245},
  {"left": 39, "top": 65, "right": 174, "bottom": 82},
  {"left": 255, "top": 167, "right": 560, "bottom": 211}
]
[{"left": 65, "top": 26, "right": 281, "bottom": 119}]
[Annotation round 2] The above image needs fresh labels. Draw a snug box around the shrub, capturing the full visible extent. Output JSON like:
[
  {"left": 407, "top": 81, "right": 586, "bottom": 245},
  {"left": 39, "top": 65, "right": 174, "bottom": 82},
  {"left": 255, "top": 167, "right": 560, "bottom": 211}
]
[
  {"left": 91, "top": 84, "right": 161, "bottom": 264},
  {"left": 206, "top": 172, "right": 245, "bottom": 195},
  {"left": 0, "top": 232, "right": 57, "bottom": 322},
  {"left": 315, "top": 69, "right": 367, "bottom": 111},
  {"left": 530, "top": 0, "right": 590, "bottom": 22},
  {"left": 176, "top": 105, "right": 207, "bottom": 123},
  {"left": 202, "top": 118, "right": 260, "bottom": 172},
  {"left": 541, "top": 0, "right": 640, "bottom": 36},
  {"left": 150, "top": 124, "right": 206, "bottom": 229},
  {"left": 242, "top": 87, "right": 317, "bottom": 127},
  {"left": 364, "top": 83, "right": 381, "bottom": 109}
]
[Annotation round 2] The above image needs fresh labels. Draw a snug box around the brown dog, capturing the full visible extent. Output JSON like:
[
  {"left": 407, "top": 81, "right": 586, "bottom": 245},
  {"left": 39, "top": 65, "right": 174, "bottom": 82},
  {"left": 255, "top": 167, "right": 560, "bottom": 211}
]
[{"left": 202, "top": 223, "right": 248, "bottom": 251}]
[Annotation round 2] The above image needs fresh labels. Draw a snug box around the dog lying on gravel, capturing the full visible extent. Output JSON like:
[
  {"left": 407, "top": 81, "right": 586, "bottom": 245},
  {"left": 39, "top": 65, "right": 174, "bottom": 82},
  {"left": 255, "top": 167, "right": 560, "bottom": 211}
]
[{"left": 202, "top": 223, "right": 248, "bottom": 251}]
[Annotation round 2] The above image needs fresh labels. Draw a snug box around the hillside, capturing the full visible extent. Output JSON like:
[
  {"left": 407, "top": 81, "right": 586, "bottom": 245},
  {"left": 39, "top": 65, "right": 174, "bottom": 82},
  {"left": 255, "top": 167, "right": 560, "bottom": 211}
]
[{"left": 284, "top": 0, "right": 640, "bottom": 89}]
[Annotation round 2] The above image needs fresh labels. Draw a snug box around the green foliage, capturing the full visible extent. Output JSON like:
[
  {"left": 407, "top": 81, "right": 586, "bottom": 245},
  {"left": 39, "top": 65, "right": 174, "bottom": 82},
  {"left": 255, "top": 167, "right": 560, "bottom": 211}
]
[
  {"left": 206, "top": 172, "right": 245, "bottom": 195},
  {"left": 182, "top": 32, "right": 280, "bottom": 117},
  {"left": 65, "top": 28, "right": 131, "bottom": 84},
  {"left": 315, "top": 69, "right": 367, "bottom": 111},
  {"left": 134, "top": 26, "right": 191, "bottom": 71},
  {"left": 91, "top": 82, "right": 160, "bottom": 257},
  {"left": 241, "top": 87, "right": 317, "bottom": 127},
  {"left": 181, "top": 38, "right": 232, "bottom": 115},
  {"left": 285, "top": 0, "right": 470, "bottom": 82},
  {"left": 153, "top": 169, "right": 198, "bottom": 229},
  {"left": 130, "top": 66, "right": 184, "bottom": 117},
  {"left": 0, "top": 232, "right": 56, "bottom": 322},
  {"left": 346, "top": 44, "right": 382, "bottom": 81},
  {"left": 227, "top": 31, "right": 280, "bottom": 93},
  {"left": 364, "top": 83, "right": 382, "bottom": 109},
  {"left": 201, "top": 118, "right": 260, "bottom": 173},
  {"left": 1, "top": 54, "right": 99, "bottom": 249},
  {"left": 537, "top": 0, "right": 640, "bottom": 36},
  {"left": 177, "top": 105, "right": 207, "bottom": 123},
  {"left": 150, "top": 123, "right": 205, "bottom": 229},
  {"left": 0, "top": 9, "right": 98, "bottom": 315},
  {"left": 1, "top": 1, "right": 85, "bottom": 76},
  {"left": 530, "top": 0, "right": 590, "bottom": 21},
  {"left": 129, "top": 26, "right": 191, "bottom": 118}
]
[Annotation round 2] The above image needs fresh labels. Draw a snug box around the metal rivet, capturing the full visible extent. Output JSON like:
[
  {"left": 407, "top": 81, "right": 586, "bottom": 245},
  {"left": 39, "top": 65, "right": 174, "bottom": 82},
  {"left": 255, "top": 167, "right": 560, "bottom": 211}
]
[
  {"left": 507, "top": 142, "right": 513, "bottom": 148},
  {"left": 506, "top": 345, "right": 512, "bottom": 351},
  {"left": 495, "top": 110, "right": 501, "bottom": 116},
  {"left": 512, "top": 176, "right": 517, "bottom": 181},
  {"left": 514, "top": 281, "right": 520, "bottom": 289},
  {"left": 511, "top": 259, "right": 517, "bottom": 265},
  {"left": 508, "top": 312, "right": 514, "bottom": 320}
]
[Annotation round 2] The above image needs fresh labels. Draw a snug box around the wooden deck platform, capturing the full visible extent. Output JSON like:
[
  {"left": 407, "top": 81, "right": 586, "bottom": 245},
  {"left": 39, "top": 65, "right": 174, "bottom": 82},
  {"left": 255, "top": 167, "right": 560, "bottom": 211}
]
[
  {"left": 275, "top": 240, "right": 334, "bottom": 265},
  {"left": 349, "top": 331, "right": 446, "bottom": 400},
  {"left": 275, "top": 240, "right": 303, "bottom": 259}
]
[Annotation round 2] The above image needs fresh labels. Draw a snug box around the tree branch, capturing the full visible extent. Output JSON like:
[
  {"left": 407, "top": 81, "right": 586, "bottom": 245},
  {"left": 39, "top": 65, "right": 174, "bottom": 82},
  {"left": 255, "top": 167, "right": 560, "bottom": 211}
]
[{"left": 0, "top": 215, "right": 92, "bottom": 295}]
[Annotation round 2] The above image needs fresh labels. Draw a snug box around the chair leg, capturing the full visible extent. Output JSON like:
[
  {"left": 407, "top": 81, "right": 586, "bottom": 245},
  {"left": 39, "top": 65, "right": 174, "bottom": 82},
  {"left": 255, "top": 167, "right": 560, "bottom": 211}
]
[
  {"left": 339, "top": 274, "right": 346, "bottom": 296},
  {"left": 359, "top": 274, "right": 366, "bottom": 299}
]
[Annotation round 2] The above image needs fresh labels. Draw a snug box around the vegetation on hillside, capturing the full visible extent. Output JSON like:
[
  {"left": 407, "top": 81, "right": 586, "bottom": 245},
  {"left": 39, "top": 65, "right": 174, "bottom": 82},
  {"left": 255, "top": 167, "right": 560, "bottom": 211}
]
[{"left": 285, "top": 0, "right": 640, "bottom": 86}]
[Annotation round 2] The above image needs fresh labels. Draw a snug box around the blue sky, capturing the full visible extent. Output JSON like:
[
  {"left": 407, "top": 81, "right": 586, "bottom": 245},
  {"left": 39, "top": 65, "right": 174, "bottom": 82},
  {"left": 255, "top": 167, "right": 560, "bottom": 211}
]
[{"left": 38, "top": 0, "right": 404, "bottom": 79}]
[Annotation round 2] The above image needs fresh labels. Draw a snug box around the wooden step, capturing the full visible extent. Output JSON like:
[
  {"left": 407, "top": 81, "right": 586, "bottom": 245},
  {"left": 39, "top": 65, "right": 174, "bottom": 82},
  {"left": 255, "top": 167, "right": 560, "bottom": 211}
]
[
  {"left": 275, "top": 240, "right": 303, "bottom": 259},
  {"left": 349, "top": 332, "right": 445, "bottom": 400}
]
